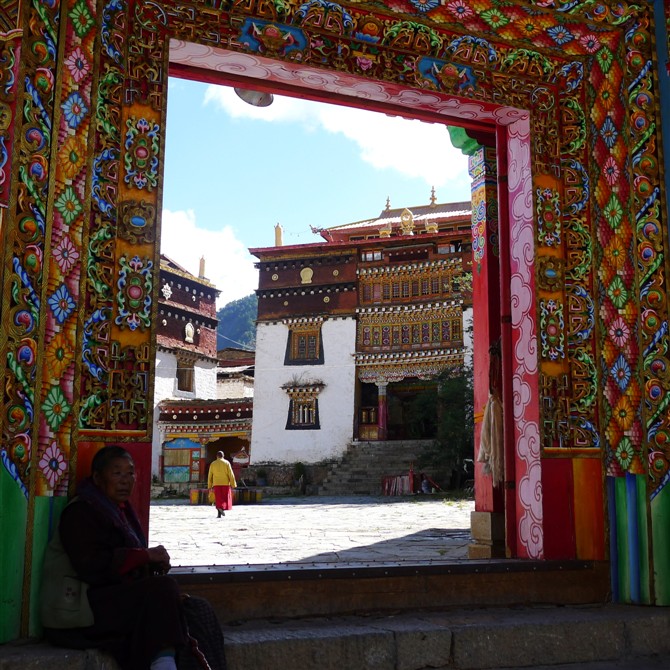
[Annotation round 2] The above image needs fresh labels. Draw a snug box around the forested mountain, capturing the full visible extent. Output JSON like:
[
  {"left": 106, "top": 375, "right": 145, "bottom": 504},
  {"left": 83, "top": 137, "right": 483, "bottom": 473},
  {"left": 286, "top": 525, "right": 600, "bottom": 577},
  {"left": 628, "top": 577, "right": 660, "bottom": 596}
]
[{"left": 216, "top": 294, "right": 258, "bottom": 350}]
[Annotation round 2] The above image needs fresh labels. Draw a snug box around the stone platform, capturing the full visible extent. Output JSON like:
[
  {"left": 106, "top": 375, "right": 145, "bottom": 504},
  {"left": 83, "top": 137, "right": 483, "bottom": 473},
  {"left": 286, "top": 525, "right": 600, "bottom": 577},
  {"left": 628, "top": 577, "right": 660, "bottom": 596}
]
[{"left": 1, "top": 604, "right": 668, "bottom": 669}]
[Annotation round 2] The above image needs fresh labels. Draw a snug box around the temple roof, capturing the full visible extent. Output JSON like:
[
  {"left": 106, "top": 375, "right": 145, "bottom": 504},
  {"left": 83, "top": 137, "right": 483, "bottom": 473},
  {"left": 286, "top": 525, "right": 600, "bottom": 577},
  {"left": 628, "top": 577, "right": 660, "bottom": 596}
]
[
  {"left": 325, "top": 201, "right": 471, "bottom": 233},
  {"left": 160, "top": 253, "right": 219, "bottom": 292},
  {"left": 250, "top": 198, "right": 471, "bottom": 257}
]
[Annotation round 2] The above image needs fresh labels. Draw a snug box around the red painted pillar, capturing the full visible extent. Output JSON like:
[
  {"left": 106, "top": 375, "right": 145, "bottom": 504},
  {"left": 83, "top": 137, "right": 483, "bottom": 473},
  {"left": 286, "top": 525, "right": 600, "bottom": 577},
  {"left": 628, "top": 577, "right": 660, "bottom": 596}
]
[
  {"left": 469, "top": 145, "right": 504, "bottom": 517},
  {"left": 377, "top": 382, "right": 388, "bottom": 440},
  {"left": 495, "top": 124, "right": 517, "bottom": 558},
  {"left": 464, "top": 141, "right": 514, "bottom": 558}
]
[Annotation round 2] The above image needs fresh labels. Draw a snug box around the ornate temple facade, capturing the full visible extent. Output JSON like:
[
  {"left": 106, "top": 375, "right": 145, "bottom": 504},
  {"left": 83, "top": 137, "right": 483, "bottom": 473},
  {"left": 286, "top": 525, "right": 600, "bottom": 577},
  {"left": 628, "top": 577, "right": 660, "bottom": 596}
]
[{"left": 250, "top": 198, "right": 472, "bottom": 464}]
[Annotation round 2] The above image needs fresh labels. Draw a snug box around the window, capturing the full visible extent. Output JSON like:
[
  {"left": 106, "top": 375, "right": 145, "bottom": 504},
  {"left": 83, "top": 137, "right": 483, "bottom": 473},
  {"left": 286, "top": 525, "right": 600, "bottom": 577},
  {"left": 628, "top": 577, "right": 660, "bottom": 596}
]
[
  {"left": 283, "top": 384, "right": 324, "bottom": 430},
  {"left": 288, "top": 397, "right": 318, "bottom": 428},
  {"left": 285, "top": 325, "right": 324, "bottom": 365},
  {"left": 362, "top": 250, "right": 382, "bottom": 261},
  {"left": 438, "top": 244, "right": 456, "bottom": 254},
  {"left": 362, "top": 284, "right": 372, "bottom": 302},
  {"left": 176, "top": 358, "right": 194, "bottom": 392}
]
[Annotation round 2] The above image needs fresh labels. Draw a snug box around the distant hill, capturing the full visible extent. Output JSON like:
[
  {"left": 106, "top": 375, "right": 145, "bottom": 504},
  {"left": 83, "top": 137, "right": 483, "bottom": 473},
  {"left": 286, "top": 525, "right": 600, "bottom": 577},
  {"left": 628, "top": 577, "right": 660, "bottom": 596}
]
[{"left": 216, "top": 294, "right": 258, "bottom": 350}]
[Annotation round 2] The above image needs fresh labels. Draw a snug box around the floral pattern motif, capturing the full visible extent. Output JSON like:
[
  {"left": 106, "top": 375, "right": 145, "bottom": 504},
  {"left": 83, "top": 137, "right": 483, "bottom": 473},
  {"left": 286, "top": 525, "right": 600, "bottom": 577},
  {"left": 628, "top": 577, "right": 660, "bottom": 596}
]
[
  {"left": 445, "top": 0, "right": 473, "bottom": 19},
  {"left": 615, "top": 437, "right": 634, "bottom": 470},
  {"left": 547, "top": 25, "right": 574, "bottom": 45},
  {"left": 41, "top": 385, "right": 71, "bottom": 432},
  {"left": 62, "top": 91, "right": 89, "bottom": 129},
  {"left": 45, "top": 332, "right": 75, "bottom": 380},
  {"left": 52, "top": 236, "right": 80, "bottom": 275},
  {"left": 64, "top": 46, "right": 91, "bottom": 83},
  {"left": 59, "top": 136, "right": 86, "bottom": 181},
  {"left": 602, "top": 156, "right": 620, "bottom": 186},
  {"left": 54, "top": 185, "right": 83, "bottom": 225},
  {"left": 38, "top": 441, "right": 67, "bottom": 488},
  {"left": 69, "top": 0, "right": 95, "bottom": 38},
  {"left": 48, "top": 285, "right": 76, "bottom": 324},
  {"left": 579, "top": 34, "right": 601, "bottom": 53},
  {"left": 608, "top": 317, "right": 630, "bottom": 347},
  {"left": 409, "top": 0, "right": 439, "bottom": 12},
  {"left": 611, "top": 355, "right": 631, "bottom": 392}
]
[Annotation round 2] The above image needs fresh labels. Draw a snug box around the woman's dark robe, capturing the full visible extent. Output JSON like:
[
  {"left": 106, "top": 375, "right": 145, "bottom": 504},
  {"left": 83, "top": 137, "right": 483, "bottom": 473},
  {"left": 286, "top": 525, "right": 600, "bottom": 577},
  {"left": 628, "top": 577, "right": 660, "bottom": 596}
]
[{"left": 46, "top": 479, "right": 186, "bottom": 670}]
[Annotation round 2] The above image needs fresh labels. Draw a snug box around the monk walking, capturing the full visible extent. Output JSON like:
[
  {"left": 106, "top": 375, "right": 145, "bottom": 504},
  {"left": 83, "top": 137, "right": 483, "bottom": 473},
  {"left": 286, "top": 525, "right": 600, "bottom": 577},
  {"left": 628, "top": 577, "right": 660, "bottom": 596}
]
[{"left": 207, "top": 451, "right": 237, "bottom": 518}]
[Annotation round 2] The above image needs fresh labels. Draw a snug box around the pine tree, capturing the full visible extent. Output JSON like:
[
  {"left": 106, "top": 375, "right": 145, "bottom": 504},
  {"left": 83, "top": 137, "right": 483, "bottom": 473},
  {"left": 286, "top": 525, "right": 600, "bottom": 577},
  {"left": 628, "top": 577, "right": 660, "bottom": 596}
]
[{"left": 216, "top": 294, "right": 258, "bottom": 350}]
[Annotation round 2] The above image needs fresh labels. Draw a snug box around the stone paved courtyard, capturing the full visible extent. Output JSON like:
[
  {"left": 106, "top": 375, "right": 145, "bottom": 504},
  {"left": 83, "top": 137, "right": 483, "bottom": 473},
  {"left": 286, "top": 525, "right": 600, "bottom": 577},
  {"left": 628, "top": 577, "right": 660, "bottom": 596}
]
[{"left": 149, "top": 494, "right": 474, "bottom": 569}]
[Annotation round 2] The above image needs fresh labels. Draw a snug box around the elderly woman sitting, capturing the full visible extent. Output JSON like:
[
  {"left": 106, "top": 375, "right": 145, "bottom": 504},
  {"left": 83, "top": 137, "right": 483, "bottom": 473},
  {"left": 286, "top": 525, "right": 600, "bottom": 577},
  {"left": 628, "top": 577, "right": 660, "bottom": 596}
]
[{"left": 42, "top": 445, "right": 223, "bottom": 670}]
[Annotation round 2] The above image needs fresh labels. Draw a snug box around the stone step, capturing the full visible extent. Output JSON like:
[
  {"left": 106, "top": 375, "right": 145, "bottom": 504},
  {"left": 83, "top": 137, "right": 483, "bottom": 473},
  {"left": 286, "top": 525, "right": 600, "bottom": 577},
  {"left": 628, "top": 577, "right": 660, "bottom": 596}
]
[
  {"left": 317, "top": 440, "right": 436, "bottom": 496},
  {"left": 1, "top": 605, "right": 667, "bottom": 670}
]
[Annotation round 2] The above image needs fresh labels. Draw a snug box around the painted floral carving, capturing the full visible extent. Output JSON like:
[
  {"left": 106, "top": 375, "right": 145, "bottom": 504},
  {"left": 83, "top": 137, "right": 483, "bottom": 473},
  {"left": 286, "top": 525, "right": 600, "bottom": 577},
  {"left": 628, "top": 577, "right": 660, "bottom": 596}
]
[
  {"left": 38, "top": 441, "right": 68, "bottom": 488},
  {"left": 64, "top": 46, "right": 91, "bottom": 83},
  {"left": 45, "top": 332, "right": 75, "bottom": 380},
  {"left": 115, "top": 255, "right": 153, "bottom": 331},
  {"left": 59, "top": 136, "right": 86, "bottom": 181},
  {"left": 52, "top": 236, "right": 80, "bottom": 275},
  {"left": 48, "top": 285, "right": 76, "bottom": 324},
  {"left": 62, "top": 91, "right": 89, "bottom": 130},
  {"left": 42, "top": 385, "right": 72, "bottom": 432},
  {"left": 124, "top": 117, "right": 159, "bottom": 190},
  {"left": 54, "top": 185, "right": 83, "bottom": 225}
]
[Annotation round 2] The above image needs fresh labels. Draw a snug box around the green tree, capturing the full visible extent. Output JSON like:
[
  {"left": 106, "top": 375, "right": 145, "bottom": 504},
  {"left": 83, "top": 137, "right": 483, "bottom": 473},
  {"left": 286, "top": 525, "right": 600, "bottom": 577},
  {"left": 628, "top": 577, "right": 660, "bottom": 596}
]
[
  {"left": 216, "top": 294, "right": 258, "bottom": 350},
  {"left": 417, "top": 364, "right": 474, "bottom": 489}
]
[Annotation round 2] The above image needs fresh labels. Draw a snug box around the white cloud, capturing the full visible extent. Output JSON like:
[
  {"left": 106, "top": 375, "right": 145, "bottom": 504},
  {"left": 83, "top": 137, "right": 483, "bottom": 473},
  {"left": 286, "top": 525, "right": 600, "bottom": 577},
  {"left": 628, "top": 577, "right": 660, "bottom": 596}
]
[
  {"left": 160, "top": 208, "right": 258, "bottom": 307},
  {"left": 203, "top": 86, "right": 468, "bottom": 189}
]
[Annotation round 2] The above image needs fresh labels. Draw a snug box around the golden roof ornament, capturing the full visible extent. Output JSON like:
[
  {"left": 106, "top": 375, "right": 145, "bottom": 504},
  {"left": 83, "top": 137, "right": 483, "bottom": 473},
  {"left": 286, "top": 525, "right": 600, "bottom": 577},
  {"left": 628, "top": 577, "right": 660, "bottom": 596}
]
[
  {"left": 379, "top": 219, "right": 392, "bottom": 237},
  {"left": 400, "top": 208, "right": 415, "bottom": 235}
]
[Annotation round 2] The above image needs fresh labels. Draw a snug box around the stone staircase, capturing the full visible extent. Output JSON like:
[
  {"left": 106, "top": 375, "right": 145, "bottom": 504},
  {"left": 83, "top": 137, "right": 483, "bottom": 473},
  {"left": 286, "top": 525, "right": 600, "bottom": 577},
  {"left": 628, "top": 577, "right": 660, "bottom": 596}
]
[
  {"left": 3, "top": 604, "right": 668, "bottom": 669},
  {"left": 317, "top": 440, "right": 436, "bottom": 495}
]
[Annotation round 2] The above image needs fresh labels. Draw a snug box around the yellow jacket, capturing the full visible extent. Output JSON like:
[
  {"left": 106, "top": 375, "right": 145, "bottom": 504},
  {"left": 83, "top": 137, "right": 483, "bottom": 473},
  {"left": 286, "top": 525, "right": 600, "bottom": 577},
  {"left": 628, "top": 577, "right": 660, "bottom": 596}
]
[{"left": 208, "top": 457, "right": 237, "bottom": 488}]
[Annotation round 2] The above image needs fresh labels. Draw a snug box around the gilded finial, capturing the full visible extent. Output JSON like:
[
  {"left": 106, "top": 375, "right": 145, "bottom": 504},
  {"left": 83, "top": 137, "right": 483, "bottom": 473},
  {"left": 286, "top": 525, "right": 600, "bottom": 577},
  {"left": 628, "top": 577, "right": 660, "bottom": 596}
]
[
  {"left": 385, "top": 196, "right": 391, "bottom": 211},
  {"left": 430, "top": 186, "right": 436, "bottom": 206},
  {"left": 400, "top": 208, "right": 415, "bottom": 235}
]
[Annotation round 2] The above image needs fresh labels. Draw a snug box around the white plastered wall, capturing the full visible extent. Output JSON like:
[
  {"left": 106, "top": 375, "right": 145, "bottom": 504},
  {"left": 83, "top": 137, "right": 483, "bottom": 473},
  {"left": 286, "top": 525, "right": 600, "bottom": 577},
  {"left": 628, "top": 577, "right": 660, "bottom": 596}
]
[
  {"left": 151, "top": 350, "right": 217, "bottom": 476},
  {"left": 251, "top": 318, "right": 357, "bottom": 464}
]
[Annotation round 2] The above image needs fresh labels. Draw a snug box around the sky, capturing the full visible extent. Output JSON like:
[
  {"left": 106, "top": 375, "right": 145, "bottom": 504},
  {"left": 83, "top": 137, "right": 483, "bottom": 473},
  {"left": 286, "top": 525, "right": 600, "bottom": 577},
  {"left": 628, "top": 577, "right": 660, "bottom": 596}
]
[{"left": 161, "top": 77, "right": 471, "bottom": 307}]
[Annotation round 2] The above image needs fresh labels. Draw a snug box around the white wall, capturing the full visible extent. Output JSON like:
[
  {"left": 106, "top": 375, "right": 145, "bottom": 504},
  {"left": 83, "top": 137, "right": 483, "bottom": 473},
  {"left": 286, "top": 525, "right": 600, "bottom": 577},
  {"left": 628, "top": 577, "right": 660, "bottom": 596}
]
[
  {"left": 151, "top": 350, "right": 217, "bottom": 476},
  {"left": 250, "top": 318, "right": 357, "bottom": 464},
  {"left": 194, "top": 361, "right": 217, "bottom": 400},
  {"left": 217, "top": 377, "right": 254, "bottom": 399}
]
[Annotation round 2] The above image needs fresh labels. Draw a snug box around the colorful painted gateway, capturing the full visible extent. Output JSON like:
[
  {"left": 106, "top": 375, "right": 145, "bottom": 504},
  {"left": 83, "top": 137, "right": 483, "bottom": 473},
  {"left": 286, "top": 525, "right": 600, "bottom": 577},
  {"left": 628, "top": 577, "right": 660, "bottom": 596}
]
[{"left": 1, "top": 0, "right": 669, "bottom": 643}]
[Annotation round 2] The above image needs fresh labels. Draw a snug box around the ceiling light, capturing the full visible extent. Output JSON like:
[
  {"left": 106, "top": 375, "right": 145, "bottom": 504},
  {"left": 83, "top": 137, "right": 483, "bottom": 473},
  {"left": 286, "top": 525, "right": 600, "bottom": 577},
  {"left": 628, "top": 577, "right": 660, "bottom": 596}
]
[{"left": 234, "top": 88, "right": 274, "bottom": 107}]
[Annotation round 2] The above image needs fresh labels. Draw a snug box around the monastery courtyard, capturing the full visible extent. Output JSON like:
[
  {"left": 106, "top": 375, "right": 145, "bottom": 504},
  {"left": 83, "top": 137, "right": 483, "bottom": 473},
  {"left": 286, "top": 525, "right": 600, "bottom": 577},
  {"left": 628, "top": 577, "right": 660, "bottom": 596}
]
[{"left": 149, "top": 494, "right": 474, "bottom": 569}]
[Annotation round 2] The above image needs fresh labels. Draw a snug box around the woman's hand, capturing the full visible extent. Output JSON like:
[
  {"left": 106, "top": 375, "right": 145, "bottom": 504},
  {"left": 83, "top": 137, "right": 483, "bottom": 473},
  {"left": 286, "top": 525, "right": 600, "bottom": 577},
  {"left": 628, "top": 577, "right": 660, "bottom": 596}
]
[{"left": 147, "top": 544, "right": 171, "bottom": 574}]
